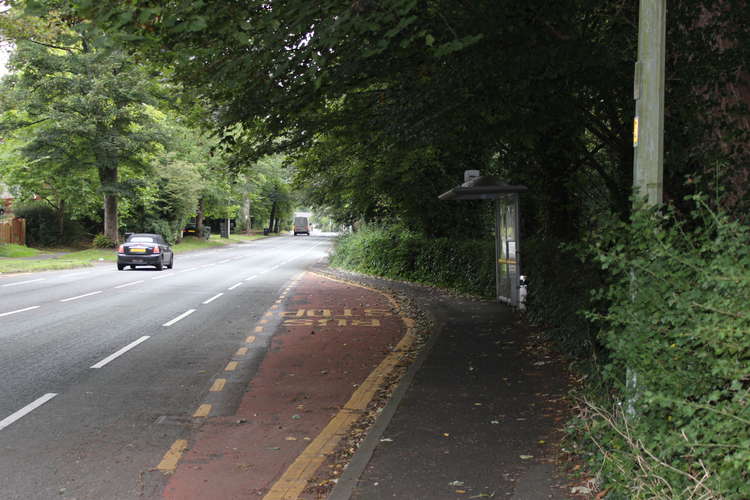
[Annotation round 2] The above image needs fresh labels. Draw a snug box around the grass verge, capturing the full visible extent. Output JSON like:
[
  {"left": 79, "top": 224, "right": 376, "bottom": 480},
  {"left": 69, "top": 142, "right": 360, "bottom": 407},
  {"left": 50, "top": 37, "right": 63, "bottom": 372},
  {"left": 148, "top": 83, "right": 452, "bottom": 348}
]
[
  {"left": 0, "top": 233, "right": 272, "bottom": 274},
  {"left": 0, "top": 243, "right": 42, "bottom": 258},
  {"left": 173, "top": 233, "right": 267, "bottom": 252}
]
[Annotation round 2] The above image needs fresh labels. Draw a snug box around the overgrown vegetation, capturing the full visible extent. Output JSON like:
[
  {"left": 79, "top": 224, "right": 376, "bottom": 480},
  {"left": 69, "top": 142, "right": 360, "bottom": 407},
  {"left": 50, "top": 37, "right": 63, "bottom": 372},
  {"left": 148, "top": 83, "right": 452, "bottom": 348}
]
[
  {"left": 570, "top": 198, "right": 750, "bottom": 498},
  {"left": 330, "top": 225, "right": 495, "bottom": 297}
]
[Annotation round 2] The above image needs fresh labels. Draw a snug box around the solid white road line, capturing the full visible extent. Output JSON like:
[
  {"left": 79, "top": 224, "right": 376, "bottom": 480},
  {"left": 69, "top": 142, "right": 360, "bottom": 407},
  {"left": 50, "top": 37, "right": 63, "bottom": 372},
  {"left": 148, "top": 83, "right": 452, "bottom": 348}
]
[
  {"left": 163, "top": 309, "right": 196, "bottom": 327},
  {"left": 202, "top": 293, "right": 223, "bottom": 305},
  {"left": 245, "top": 275, "right": 257, "bottom": 281},
  {"left": 60, "top": 291, "right": 103, "bottom": 302},
  {"left": 0, "top": 305, "right": 41, "bottom": 318},
  {"left": 0, "top": 393, "right": 58, "bottom": 432},
  {"left": 2, "top": 278, "right": 45, "bottom": 288},
  {"left": 114, "top": 280, "right": 144, "bottom": 289},
  {"left": 178, "top": 267, "right": 197, "bottom": 273},
  {"left": 152, "top": 273, "right": 175, "bottom": 280},
  {"left": 218, "top": 259, "right": 231, "bottom": 264},
  {"left": 228, "top": 282, "right": 243, "bottom": 291},
  {"left": 91, "top": 336, "right": 150, "bottom": 369}
]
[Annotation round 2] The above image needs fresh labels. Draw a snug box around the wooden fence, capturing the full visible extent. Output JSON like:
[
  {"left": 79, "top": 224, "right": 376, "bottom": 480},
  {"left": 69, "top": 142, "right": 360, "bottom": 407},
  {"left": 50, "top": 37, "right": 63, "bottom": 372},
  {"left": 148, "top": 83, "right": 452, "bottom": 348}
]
[{"left": 0, "top": 218, "right": 26, "bottom": 246}]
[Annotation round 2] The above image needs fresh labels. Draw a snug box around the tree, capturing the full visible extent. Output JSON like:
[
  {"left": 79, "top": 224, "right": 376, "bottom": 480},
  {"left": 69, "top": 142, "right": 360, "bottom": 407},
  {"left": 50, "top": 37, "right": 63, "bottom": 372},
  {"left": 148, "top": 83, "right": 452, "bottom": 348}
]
[
  {"left": 0, "top": 2, "right": 167, "bottom": 242},
  {"left": 75, "top": 0, "right": 750, "bottom": 238},
  {"left": 0, "top": 129, "right": 100, "bottom": 237}
]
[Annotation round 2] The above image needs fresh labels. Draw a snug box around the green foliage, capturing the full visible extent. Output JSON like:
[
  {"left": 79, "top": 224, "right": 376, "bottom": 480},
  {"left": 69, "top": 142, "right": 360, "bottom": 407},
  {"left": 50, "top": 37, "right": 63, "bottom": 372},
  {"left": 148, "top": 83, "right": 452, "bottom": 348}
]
[
  {"left": 92, "top": 233, "right": 114, "bottom": 248},
  {"left": 330, "top": 224, "right": 495, "bottom": 297},
  {"left": 0, "top": 2, "right": 171, "bottom": 241},
  {"left": 13, "top": 201, "right": 85, "bottom": 246},
  {"left": 582, "top": 198, "right": 750, "bottom": 498},
  {"left": 140, "top": 218, "right": 175, "bottom": 245},
  {"left": 75, "top": 0, "right": 641, "bottom": 238}
]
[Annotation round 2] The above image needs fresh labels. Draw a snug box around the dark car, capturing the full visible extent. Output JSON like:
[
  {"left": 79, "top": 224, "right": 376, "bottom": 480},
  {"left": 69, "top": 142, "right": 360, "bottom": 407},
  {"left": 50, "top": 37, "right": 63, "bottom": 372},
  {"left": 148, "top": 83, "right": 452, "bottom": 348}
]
[
  {"left": 117, "top": 233, "right": 174, "bottom": 271},
  {"left": 182, "top": 223, "right": 198, "bottom": 237}
]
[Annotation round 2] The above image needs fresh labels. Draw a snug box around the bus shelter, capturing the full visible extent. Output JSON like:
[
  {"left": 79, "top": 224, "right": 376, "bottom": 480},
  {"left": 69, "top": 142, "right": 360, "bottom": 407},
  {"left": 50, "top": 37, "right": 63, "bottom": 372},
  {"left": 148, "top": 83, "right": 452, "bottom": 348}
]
[{"left": 439, "top": 173, "right": 527, "bottom": 307}]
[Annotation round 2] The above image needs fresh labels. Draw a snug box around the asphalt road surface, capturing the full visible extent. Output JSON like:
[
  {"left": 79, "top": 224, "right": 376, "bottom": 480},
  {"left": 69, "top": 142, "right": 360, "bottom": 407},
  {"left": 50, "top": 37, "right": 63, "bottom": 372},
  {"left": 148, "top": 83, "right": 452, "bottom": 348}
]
[{"left": 0, "top": 234, "right": 332, "bottom": 500}]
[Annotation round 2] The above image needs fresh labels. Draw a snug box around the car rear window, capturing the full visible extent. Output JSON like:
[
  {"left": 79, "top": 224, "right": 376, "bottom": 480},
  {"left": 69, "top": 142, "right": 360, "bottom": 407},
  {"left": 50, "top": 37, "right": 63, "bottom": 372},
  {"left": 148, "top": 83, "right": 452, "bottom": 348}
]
[{"left": 130, "top": 236, "right": 155, "bottom": 243}]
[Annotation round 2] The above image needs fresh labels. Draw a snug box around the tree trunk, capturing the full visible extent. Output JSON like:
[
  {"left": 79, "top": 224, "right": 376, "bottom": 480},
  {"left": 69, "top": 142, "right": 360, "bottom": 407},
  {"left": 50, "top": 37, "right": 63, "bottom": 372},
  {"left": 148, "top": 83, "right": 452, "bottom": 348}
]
[
  {"left": 57, "top": 199, "right": 65, "bottom": 240},
  {"left": 268, "top": 201, "right": 277, "bottom": 233},
  {"left": 99, "top": 166, "right": 119, "bottom": 243},
  {"left": 243, "top": 195, "right": 252, "bottom": 235},
  {"left": 103, "top": 193, "right": 118, "bottom": 242},
  {"left": 196, "top": 198, "right": 205, "bottom": 236}
]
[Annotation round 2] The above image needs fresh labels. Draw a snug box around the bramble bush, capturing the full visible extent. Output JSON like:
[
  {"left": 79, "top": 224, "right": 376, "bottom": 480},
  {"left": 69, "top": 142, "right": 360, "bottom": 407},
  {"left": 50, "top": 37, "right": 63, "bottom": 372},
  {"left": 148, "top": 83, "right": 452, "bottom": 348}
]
[
  {"left": 583, "top": 197, "right": 750, "bottom": 499},
  {"left": 330, "top": 224, "right": 495, "bottom": 297}
]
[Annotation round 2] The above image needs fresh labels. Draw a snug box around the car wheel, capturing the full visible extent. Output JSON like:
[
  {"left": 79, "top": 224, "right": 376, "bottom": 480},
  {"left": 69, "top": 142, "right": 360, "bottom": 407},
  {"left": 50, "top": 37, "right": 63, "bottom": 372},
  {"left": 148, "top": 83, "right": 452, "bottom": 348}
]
[
  {"left": 155, "top": 258, "right": 163, "bottom": 271},
  {"left": 167, "top": 256, "right": 174, "bottom": 269},
  {"left": 117, "top": 264, "right": 124, "bottom": 271},
  {"left": 130, "top": 265, "right": 136, "bottom": 269}
]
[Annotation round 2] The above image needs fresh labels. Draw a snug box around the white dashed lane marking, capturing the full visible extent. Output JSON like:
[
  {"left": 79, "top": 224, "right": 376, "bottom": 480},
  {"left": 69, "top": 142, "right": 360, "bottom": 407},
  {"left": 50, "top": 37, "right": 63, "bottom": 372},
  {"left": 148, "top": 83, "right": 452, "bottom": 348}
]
[
  {"left": 0, "top": 306, "right": 41, "bottom": 318},
  {"left": 163, "top": 309, "right": 196, "bottom": 327},
  {"left": 202, "top": 293, "right": 223, "bottom": 305},
  {"left": 60, "top": 291, "right": 103, "bottom": 303},
  {"left": 0, "top": 393, "right": 58, "bottom": 432},
  {"left": 91, "top": 336, "right": 150, "bottom": 369},
  {"left": 114, "top": 280, "right": 144, "bottom": 289},
  {"left": 2, "top": 278, "right": 45, "bottom": 288}
]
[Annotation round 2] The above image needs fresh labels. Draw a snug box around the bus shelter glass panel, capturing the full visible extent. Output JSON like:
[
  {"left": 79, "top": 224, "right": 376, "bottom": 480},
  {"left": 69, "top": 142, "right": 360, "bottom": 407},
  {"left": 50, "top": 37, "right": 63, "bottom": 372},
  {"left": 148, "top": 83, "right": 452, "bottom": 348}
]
[{"left": 495, "top": 194, "right": 521, "bottom": 306}]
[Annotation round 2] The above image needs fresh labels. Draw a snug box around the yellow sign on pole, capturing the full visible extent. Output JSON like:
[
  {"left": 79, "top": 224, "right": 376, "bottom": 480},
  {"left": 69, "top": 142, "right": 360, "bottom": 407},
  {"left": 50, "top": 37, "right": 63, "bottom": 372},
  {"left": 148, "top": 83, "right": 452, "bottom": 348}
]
[{"left": 633, "top": 116, "right": 639, "bottom": 147}]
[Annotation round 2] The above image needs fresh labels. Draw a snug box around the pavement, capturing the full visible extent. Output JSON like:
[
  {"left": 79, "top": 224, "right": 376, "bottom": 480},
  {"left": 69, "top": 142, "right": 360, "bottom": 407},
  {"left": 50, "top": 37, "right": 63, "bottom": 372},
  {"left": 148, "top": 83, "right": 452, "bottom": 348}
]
[
  {"left": 316, "top": 266, "right": 573, "bottom": 500},
  {"left": 153, "top": 263, "right": 573, "bottom": 500}
]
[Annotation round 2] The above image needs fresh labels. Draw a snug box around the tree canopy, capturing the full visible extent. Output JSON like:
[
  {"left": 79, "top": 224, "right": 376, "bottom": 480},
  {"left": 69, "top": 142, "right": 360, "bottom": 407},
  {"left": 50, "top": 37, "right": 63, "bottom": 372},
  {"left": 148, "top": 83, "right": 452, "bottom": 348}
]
[{"left": 67, "top": 1, "right": 749, "bottom": 239}]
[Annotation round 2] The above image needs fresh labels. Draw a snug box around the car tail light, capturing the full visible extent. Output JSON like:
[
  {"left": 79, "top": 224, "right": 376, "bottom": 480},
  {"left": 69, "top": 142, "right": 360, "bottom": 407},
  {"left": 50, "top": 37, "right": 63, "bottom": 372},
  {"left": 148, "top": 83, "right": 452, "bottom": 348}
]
[
  {"left": 152, "top": 245, "right": 161, "bottom": 254},
  {"left": 117, "top": 245, "right": 124, "bottom": 253}
]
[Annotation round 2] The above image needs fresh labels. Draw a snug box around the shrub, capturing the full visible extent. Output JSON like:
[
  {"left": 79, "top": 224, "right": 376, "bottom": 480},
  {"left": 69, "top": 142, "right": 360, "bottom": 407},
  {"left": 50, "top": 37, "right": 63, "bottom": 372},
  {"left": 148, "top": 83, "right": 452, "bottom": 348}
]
[
  {"left": 92, "top": 233, "right": 115, "bottom": 248},
  {"left": 138, "top": 218, "right": 177, "bottom": 245},
  {"left": 583, "top": 197, "right": 750, "bottom": 498},
  {"left": 330, "top": 224, "right": 495, "bottom": 297},
  {"left": 13, "top": 201, "right": 86, "bottom": 247}
]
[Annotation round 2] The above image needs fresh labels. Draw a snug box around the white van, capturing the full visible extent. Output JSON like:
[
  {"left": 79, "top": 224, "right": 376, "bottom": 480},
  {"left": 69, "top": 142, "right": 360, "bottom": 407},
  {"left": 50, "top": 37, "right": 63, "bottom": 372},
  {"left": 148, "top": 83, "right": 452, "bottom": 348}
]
[{"left": 293, "top": 216, "right": 310, "bottom": 235}]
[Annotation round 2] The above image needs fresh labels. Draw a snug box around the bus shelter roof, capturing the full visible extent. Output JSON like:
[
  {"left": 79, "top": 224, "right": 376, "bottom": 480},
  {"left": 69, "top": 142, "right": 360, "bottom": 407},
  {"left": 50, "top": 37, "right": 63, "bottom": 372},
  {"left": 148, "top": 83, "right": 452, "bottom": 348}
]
[{"left": 438, "top": 175, "right": 527, "bottom": 201}]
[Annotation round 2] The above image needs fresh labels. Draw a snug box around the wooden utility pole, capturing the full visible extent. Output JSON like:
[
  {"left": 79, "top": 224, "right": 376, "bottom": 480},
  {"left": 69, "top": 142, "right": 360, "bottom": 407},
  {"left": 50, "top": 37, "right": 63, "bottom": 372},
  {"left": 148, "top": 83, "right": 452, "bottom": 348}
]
[
  {"left": 633, "top": 0, "right": 666, "bottom": 205},
  {"left": 629, "top": 0, "right": 667, "bottom": 416}
]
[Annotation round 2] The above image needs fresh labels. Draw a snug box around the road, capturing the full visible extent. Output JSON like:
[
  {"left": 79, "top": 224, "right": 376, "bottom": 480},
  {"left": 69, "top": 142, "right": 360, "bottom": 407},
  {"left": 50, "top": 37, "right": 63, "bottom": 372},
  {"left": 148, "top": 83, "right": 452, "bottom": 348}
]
[{"left": 0, "top": 234, "right": 331, "bottom": 500}]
